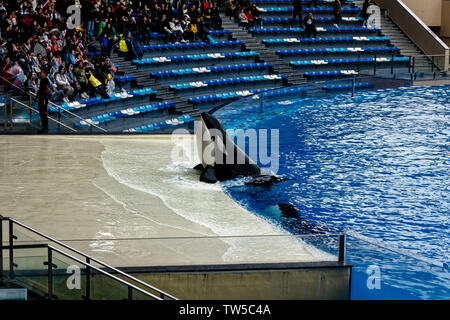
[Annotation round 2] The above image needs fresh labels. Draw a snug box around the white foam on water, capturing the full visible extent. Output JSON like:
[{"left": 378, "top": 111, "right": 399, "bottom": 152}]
[{"left": 98, "top": 138, "right": 335, "bottom": 263}]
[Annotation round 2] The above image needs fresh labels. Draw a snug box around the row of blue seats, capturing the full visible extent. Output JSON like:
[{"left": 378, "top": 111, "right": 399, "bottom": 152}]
[
  {"left": 126, "top": 115, "right": 195, "bottom": 132},
  {"left": 257, "top": 7, "right": 360, "bottom": 13},
  {"left": 150, "top": 62, "right": 272, "bottom": 78},
  {"left": 76, "top": 102, "right": 175, "bottom": 127},
  {"left": 169, "top": 74, "right": 286, "bottom": 91},
  {"left": 250, "top": 26, "right": 378, "bottom": 33},
  {"left": 260, "top": 16, "right": 364, "bottom": 23},
  {"left": 304, "top": 70, "right": 358, "bottom": 77},
  {"left": 87, "top": 51, "right": 101, "bottom": 57},
  {"left": 277, "top": 46, "right": 400, "bottom": 55},
  {"left": 189, "top": 88, "right": 273, "bottom": 103},
  {"left": 132, "top": 51, "right": 259, "bottom": 65},
  {"left": 49, "top": 88, "right": 157, "bottom": 113},
  {"left": 189, "top": 86, "right": 307, "bottom": 104},
  {"left": 142, "top": 40, "right": 244, "bottom": 51},
  {"left": 207, "top": 30, "right": 232, "bottom": 36},
  {"left": 322, "top": 82, "right": 374, "bottom": 91},
  {"left": 116, "top": 75, "right": 138, "bottom": 83},
  {"left": 290, "top": 56, "right": 409, "bottom": 66},
  {"left": 263, "top": 36, "right": 390, "bottom": 44}
]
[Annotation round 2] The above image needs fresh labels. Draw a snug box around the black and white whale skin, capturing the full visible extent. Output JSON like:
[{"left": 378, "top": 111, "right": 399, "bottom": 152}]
[{"left": 195, "top": 112, "right": 287, "bottom": 185}]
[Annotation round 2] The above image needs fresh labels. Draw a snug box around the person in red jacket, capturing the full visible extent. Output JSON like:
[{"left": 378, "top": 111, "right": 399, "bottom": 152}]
[{"left": 245, "top": 9, "right": 254, "bottom": 29}]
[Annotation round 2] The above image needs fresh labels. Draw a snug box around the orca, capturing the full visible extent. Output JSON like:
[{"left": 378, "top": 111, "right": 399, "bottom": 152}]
[{"left": 195, "top": 112, "right": 286, "bottom": 185}]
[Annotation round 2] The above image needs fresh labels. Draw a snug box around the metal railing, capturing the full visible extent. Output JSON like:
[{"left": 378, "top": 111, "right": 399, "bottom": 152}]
[
  {"left": 0, "top": 74, "right": 107, "bottom": 133},
  {"left": 375, "top": 0, "right": 450, "bottom": 71},
  {"left": 0, "top": 216, "right": 178, "bottom": 300},
  {"left": 9, "top": 98, "right": 78, "bottom": 133}
]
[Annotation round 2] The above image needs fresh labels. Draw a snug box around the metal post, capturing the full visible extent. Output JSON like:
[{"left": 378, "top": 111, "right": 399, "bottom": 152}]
[
  {"left": 47, "top": 247, "right": 53, "bottom": 300},
  {"left": 29, "top": 95, "right": 33, "bottom": 122},
  {"left": 9, "top": 220, "right": 14, "bottom": 278},
  {"left": 351, "top": 78, "right": 355, "bottom": 97},
  {"left": 9, "top": 98, "right": 13, "bottom": 128},
  {"left": 338, "top": 233, "right": 346, "bottom": 263},
  {"left": 0, "top": 216, "right": 3, "bottom": 284},
  {"left": 431, "top": 56, "right": 435, "bottom": 73},
  {"left": 260, "top": 93, "right": 264, "bottom": 113},
  {"left": 128, "top": 286, "right": 133, "bottom": 300},
  {"left": 373, "top": 54, "right": 377, "bottom": 75},
  {"left": 390, "top": 54, "right": 394, "bottom": 74},
  {"left": 57, "top": 109, "right": 61, "bottom": 130},
  {"left": 357, "top": 54, "right": 360, "bottom": 74},
  {"left": 412, "top": 56, "right": 415, "bottom": 74},
  {"left": 4, "top": 96, "right": 7, "bottom": 129},
  {"left": 84, "top": 258, "right": 91, "bottom": 300}
]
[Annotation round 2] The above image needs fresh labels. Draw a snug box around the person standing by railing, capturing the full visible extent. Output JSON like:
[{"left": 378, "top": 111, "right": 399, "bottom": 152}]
[{"left": 36, "top": 68, "right": 50, "bottom": 134}]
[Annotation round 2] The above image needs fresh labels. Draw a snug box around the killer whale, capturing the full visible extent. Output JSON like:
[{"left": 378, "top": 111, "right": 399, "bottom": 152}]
[{"left": 195, "top": 112, "right": 289, "bottom": 185}]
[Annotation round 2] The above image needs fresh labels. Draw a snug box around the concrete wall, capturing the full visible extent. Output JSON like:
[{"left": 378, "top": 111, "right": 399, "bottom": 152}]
[
  {"left": 403, "top": 0, "right": 442, "bottom": 27},
  {"left": 441, "top": 0, "right": 450, "bottom": 37},
  {"left": 129, "top": 263, "right": 352, "bottom": 300}
]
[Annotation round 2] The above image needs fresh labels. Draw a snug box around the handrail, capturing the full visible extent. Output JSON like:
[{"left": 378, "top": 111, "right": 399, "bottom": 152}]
[
  {"left": 48, "top": 244, "right": 162, "bottom": 300},
  {"left": 0, "top": 74, "right": 108, "bottom": 132},
  {"left": 9, "top": 98, "right": 78, "bottom": 133},
  {"left": 2, "top": 242, "right": 163, "bottom": 300},
  {"left": 1, "top": 216, "right": 178, "bottom": 300},
  {"left": 375, "top": 0, "right": 449, "bottom": 71}
]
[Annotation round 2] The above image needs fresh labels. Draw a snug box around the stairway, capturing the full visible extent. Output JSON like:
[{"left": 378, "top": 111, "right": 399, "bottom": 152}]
[
  {"left": 96, "top": 43, "right": 202, "bottom": 117},
  {"left": 354, "top": 0, "right": 431, "bottom": 71},
  {"left": 221, "top": 13, "right": 307, "bottom": 85}
]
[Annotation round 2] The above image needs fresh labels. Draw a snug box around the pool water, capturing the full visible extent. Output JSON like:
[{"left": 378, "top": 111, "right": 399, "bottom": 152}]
[{"left": 215, "top": 85, "right": 450, "bottom": 299}]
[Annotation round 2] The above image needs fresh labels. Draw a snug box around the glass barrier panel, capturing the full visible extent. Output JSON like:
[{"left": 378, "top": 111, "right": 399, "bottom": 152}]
[
  {"left": 90, "top": 271, "right": 129, "bottom": 300},
  {"left": 12, "top": 245, "right": 48, "bottom": 298},
  {"left": 50, "top": 250, "right": 86, "bottom": 300},
  {"left": 346, "top": 235, "right": 450, "bottom": 300},
  {"left": 130, "top": 287, "right": 158, "bottom": 300},
  {"left": 61, "top": 234, "right": 341, "bottom": 268}
]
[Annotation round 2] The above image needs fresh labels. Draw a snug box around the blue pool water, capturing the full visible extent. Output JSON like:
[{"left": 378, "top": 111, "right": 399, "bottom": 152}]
[{"left": 215, "top": 85, "right": 450, "bottom": 300}]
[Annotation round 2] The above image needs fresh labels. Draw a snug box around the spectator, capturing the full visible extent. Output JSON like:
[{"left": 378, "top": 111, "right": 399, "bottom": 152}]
[
  {"left": 86, "top": 67, "right": 109, "bottom": 100},
  {"left": 36, "top": 68, "right": 50, "bottom": 134},
  {"left": 55, "top": 65, "right": 74, "bottom": 104},
  {"left": 238, "top": 9, "right": 248, "bottom": 29},
  {"left": 250, "top": 4, "right": 261, "bottom": 28},
  {"left": 211, "top": 4, "right": 222, "bottom": 29},
  {"left": 173, "top": 21, "right": 185, "bottom": 43},
  {"left": 1, "top": 56, "right": 11, "bottom": 90},
  {"left": 245, "top": 9, "right": 254, "bottom": 29},
  {"left": 361, "top": 0, "right": 371, "bottom": 28},
  {"left": 334, "top": 0, "right": 342, "bottom": 28},
  {"left": 73, "top": 60, "right": 90, "bottom": 99},
  {"left": 304, "top": 12, "right": 317, "bottom": 38},
  {"left": 291, "top": 0, "right": 304, "bottom": 29}
]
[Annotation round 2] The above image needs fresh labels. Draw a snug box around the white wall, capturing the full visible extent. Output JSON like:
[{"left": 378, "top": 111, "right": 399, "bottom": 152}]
[{"left": 403, "top": 0, "right": 442, "bottom": 27}]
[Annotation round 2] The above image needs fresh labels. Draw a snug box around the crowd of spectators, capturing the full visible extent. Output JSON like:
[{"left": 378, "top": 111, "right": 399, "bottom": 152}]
[
  {"left": 225, "top": 0, "right": 260, "bottom": 30},
  {"left": 0, "top": 0, "right": 225, "bottom": 104}
]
